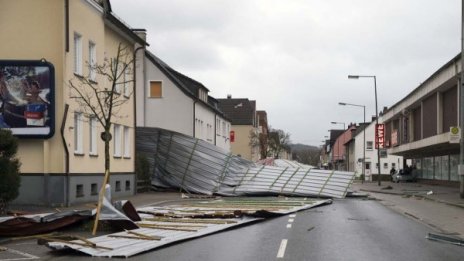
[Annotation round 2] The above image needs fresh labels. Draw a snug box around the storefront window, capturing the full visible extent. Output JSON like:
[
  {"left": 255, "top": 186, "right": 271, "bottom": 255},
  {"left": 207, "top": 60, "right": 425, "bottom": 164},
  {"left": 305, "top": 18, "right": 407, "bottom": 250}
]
[
  {"left": 423, "top": 157, "right": 433, "bottom": 179},
  {"left": 414, "top": 158, "right": 422, "bottom": 178},
  {"left": 434, "top": 156, "right": 442, "bottom": 180},
  {"left": 450, "top": 154, "right": 459, "bottom": 181},
  {"left": 442, "top": 155, "right": 449, "bottom": 181}
]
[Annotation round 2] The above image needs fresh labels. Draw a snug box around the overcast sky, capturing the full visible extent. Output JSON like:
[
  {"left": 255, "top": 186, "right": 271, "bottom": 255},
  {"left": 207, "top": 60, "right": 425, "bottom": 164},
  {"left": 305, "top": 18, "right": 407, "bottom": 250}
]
[{"left": 111, "top": 0, "right": 461, "bottom": 146}]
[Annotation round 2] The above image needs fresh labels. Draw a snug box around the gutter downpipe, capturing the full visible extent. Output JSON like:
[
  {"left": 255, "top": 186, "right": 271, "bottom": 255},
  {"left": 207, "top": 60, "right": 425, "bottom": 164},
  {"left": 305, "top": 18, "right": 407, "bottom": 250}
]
[
  {"left": 193, "top": 100, "right": 198, "bottom": 137},
  {"left": 65, "top": 0, "right": 69, "bottom": 52},
  {"left": 61, "top": 104, "right": 70, "bottom": 207},
  {"left": 133, "top": 46, "right": 145, "bottom": 195},
  {"left": 214, "top": 114, "right": 217, "bottom": 146}
]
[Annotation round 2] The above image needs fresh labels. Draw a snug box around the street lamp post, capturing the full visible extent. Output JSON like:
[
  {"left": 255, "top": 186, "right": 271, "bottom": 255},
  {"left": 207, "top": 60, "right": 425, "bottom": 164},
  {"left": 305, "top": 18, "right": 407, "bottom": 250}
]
[
  {"left": 339, "top": 102, "right": 366, "bottom": 183},
  {"left": 331, "top": 121, "right": 345, "bottom": 171},
  {"left": 348, "top": 75, "right": 382, "bottom": 186}
]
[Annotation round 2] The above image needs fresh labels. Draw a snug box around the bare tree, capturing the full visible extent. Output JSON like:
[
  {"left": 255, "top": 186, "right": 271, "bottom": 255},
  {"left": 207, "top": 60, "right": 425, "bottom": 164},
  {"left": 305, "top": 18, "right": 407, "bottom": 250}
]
[
  {"left": 68, "top": 43, "right": 133, "bottom": 234},
  {"left": 268, "top": 128, "right": 291, "bottom": 159},
  {"left": 69, "top": 43, "right": 133, "bottom": 176},
  {"left": 249, "top": 129, "right": 270, "bottom": 159}
]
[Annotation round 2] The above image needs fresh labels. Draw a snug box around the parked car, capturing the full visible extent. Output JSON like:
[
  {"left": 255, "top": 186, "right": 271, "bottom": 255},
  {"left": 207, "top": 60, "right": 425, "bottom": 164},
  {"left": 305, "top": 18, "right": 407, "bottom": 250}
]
[{"left": 392, "top": 169, "right": 417, "bottom": 183}]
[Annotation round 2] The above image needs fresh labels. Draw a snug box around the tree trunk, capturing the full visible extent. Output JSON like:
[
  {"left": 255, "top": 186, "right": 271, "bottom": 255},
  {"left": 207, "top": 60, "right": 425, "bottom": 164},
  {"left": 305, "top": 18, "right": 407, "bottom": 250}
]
[{"left": 104, "top": 127, "right": 110, "bottom": 181}]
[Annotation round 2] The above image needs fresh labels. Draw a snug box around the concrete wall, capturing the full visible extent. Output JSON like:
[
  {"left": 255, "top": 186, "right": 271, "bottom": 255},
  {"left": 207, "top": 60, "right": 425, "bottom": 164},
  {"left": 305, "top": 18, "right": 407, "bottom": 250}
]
[
  {"left": 231, "top": 125, "right": 254, "bottom": 160},
  {"left": 13, "top": 173, "right": 135, "bottom": 206},
  {"left": 422, "top": 93, "right": 437, "bottom": 138}
]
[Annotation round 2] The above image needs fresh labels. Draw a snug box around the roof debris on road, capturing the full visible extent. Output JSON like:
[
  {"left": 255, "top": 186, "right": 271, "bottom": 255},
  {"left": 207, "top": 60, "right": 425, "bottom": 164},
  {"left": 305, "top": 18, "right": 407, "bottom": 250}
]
[
  {"left": 45, "top": 197, "right": 331, "bottom": 257},
  {"left": 136, "top": 127, "right": 355, "bottom": 198}
]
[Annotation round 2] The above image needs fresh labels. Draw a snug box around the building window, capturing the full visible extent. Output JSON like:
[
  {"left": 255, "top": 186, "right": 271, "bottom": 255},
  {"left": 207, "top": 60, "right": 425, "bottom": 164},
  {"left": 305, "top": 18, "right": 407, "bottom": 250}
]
[
  {"left": 149, "top": 81, "right": 162, "bottom": 98},
  {"left": 392, "top": 163, "right": 396, "bottom": 168},
  {"left": 198, "top": 88, "right": 208, "bottom": 102},
  {"left": 76, "top": 184, "right": 84, "bottom": 198},
  {"left": 74, "top": 33, "right": 82, "bottom": 75},
  {"left": 123, "top": 66, "right": 131, "bottom": 97},
  {"left": 366, "top": 141, "right": 373, "bottom": 150},
  {"left": 216, "top": 119, "right": 220, "bottom": 135},
  {"left": 222, "top": 122, "right": 226, "bottom": 136},
  {"left": 89, "top": 117, "right": 98, "bottom": 155},
  {"left": 74, "top": 112, "right": 83, "bottom": 154},
  {"left": 125, "top": 180, "right": 130, "bottom": 191},
  {"left": 123, "top": 126, "right": 130, "bottom": 158},
  {"left": 384, "top": 163, "right": 388, "bottom": 169},
  {"left": 113, "top": 124, "right": 122, "bottom": 157},
  {"left": 115, "top": 181, "right": 121, "bottom": 192},
  {"left": 91, "top": 183, "right": 98, "bottom": 195},
  {"left": 88, "top": 41, "right": 96, "bottom": 81}
]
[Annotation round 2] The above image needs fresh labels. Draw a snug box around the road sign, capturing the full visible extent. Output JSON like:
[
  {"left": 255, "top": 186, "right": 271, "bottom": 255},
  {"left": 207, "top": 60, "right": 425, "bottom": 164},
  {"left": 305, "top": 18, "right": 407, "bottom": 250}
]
[{"left": 450, "top": 126, "right": 460, "bottom": 143}]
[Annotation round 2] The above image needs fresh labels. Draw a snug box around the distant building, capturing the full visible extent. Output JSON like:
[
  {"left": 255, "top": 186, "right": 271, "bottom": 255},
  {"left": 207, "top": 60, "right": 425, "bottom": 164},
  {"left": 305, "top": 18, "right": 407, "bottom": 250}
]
[
  {"left": 351, "top": 118, "right": 403, "bottom": 180},
  {"left": 217, "top": 96, "right": 260, "bottom": 161}
]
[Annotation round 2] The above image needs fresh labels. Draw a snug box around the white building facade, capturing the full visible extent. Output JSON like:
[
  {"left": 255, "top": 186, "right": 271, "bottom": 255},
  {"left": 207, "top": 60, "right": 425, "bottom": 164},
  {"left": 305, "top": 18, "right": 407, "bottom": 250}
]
[
  {"left": 353, "top": 117, "right": 403, "bottom": 180},
  {"left": 135, "top": 48, "right": 230, "bottom": 151}
]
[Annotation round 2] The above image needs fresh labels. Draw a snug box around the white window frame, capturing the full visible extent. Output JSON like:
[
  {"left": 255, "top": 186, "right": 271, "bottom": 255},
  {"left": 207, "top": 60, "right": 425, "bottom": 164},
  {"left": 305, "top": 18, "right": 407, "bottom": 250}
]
[
  {"left": 89, "top": 116, "right": 98, "bottom": 155},
  {"left": 366, "top": 141, "right": 373, "bottom": 150},
  {"left": 88, "top": 41, "right": 96, "bottom": 81},
  {"left": 74, "top": 112, "right": 83, "bottom": 154},
  {"left": 74, "top": 33, "right": 82, "bottom": 75},
  {"left": 123, "top": 126, "right": 131, "bottom": 158},
  {"left": 113, "top": 124, "right": 122, "bottom": 157}
]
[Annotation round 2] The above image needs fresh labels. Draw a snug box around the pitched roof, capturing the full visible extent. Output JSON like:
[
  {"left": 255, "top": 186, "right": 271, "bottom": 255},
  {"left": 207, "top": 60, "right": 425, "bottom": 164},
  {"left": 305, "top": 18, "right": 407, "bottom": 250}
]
[
  {"left": 98, "top": 0, "right": 148, "bottom": 46},
  {"left": 217, "top": 98, "right": 256, "bottom": 125},
  {"left": 145, "top": 51, "right": 225, "bottom": 117}
]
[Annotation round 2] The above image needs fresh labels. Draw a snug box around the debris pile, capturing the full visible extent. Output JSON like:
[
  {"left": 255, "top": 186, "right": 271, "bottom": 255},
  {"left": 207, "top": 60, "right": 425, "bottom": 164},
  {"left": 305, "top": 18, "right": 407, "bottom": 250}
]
[
  {"left": 45, "top": 197, "right": 331, "bottom": 257},
  {"left": 136, "top": 128, "right": 355, "bottom": 198}
]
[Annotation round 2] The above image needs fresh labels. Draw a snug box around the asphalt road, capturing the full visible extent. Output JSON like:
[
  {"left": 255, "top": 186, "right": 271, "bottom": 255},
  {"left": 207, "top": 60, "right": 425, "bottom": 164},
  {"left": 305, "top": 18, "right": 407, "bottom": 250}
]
[{"left": 2, "top": 199, "right": 464, "bottom": 260}]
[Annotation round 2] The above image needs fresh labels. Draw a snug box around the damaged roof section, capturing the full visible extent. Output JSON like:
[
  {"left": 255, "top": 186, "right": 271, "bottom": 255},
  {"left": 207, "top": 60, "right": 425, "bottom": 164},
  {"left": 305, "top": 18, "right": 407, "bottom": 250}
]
[
  {"left": 136, "top": 127, "right": 355, "bottom": 198},
  {"left": 45, "top": 197, "right": 331, "bottom": 257}
]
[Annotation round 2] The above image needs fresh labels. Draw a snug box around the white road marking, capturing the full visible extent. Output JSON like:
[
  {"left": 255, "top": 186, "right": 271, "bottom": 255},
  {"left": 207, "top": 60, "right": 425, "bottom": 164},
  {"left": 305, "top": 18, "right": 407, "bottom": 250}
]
[
  {"left": 286, "top": 223, "right": 292, "bottom": 228},
  {"left": 277, "top": 239, "right": 288, "bottom": 258},
  {"left": 289, "top": 214, "right": 296, "bottom": 218},
  {"left": 288, "top": 218, "right": 294, "bottom": 223},
  {"left": 1, "top": 247, "right": 39, "bottom": 261}
]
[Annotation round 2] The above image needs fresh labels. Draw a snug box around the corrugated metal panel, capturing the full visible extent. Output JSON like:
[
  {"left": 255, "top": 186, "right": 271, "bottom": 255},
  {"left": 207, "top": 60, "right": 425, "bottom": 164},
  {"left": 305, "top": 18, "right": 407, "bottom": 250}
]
[
  {"left": 136, "top": 128, "right": 355, "bottom": 198},
  {"left": 46, "top": 198, "right": 330, "bottom": 257}
]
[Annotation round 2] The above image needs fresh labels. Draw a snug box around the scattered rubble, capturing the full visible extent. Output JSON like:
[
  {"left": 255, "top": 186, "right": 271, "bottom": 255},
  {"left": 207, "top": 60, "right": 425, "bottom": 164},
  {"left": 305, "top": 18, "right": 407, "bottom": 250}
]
[{"left": 45, "top": 197, "right": 331, "bottom": 257}]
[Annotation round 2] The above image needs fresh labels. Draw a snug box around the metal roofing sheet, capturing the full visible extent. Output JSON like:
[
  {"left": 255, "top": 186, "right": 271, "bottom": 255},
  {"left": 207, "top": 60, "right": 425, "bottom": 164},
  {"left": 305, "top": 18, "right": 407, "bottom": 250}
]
[
  {"left": 136, "top": 127, "right": 355, "bottom": 198},
  {"left": 46, "top": 198, "right": 330, "bottom": 257}
]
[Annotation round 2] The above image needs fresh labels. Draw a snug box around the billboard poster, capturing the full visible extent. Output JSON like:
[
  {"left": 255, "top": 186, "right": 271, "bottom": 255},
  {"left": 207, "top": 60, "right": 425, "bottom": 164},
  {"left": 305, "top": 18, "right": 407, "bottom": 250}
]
[{"left": 0, "top": 60, "right": 54, "bottom": 138}]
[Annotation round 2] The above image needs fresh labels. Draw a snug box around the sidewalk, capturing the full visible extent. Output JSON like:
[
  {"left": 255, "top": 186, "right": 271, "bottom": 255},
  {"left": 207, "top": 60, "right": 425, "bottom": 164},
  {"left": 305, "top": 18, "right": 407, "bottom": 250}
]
[
  {"left": 351, "top": 180, "right": 464, "bottom": 209},
  {"left": 8, "top": 191, "right": 190, "bottom": 215},
  {"left": 351, "top": 180, "right": 464, "bottom": 238}
]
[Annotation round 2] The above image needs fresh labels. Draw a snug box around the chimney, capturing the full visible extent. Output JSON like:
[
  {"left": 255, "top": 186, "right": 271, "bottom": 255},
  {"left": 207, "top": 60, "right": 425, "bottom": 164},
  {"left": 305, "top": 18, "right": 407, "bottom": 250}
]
[
  {"left": 133, "top": 28, "right": 147, "bottom": 42},
  {"left": 227, "top": 94, "right": 232, "bottom": 99}
]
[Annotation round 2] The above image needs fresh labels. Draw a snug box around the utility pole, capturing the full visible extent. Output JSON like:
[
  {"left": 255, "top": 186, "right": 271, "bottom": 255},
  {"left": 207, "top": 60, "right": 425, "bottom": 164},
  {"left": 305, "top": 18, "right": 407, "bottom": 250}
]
[{"left": 460, "top": 0, "right": 464, "bottom": 198}]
